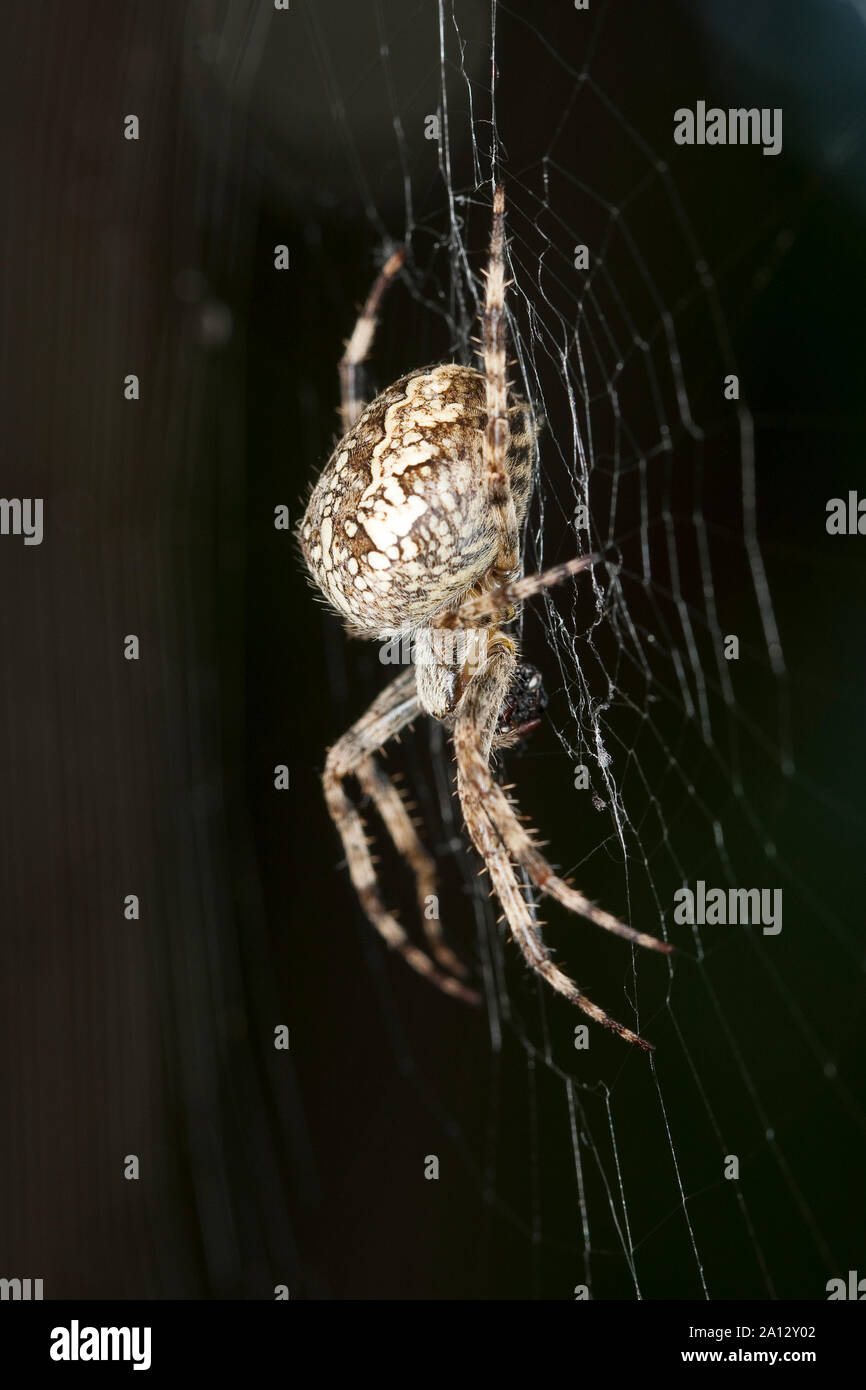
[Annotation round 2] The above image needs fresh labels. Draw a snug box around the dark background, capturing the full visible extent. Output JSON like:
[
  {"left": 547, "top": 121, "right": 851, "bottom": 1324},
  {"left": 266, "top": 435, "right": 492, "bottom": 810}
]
[{"left": 0, "top": 0, "right": 864, "bottom": 1300}]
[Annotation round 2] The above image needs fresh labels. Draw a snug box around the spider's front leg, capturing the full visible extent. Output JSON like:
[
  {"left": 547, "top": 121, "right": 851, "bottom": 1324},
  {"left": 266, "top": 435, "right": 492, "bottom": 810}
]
[
  {"left": 441, "top": 553, "right": 599, "bottom": 629},
  {"left": 481, "top": 184, "right": 520, "bottom": 578},
  {"left": 453, "top": 639, "right": 662, "bottom": 1049},
  {"left": 338, "top": 247, "right": 405, "bottom": 431}
]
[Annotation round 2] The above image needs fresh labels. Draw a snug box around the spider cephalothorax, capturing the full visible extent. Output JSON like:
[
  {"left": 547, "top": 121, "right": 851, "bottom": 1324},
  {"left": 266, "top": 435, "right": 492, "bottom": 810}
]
[{"left": 299, "top": 187, "right": 672, "bottom": 1049}]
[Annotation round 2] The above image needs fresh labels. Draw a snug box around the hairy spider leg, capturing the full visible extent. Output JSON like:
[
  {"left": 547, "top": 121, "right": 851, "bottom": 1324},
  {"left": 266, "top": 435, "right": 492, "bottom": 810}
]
[
  {"left": 453, "top": 643, "right": 660, "bottom": 1049},
  {"left": 323, "top": 668, "right": 478, "bottom": 1003},
  {"left": 355, "top": 754, "right": 469, "bottom": 978},
  {"left": 436, "top": 553, "right": 600, "bottom": 629},
  {"left": 481, "top": 185, "right": 520, "bottom": 578}
]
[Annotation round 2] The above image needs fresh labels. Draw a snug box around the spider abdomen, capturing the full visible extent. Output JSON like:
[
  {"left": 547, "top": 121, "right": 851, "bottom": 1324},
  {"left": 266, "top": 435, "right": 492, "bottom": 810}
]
[{"left": 300, "top": 363, "right": 534, "bottom": 635}]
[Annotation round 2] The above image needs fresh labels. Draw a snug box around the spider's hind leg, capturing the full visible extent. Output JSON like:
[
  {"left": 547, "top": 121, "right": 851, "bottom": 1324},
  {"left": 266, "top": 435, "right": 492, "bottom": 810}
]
[
  {"left": 356, "top": 754, "right": 468, "bottom": 979},
  {"left": 453, "top": 641, "right": 660, "bottom": 1048},
  {"left": 323, "top": 668, "right": 477, "bottom": 1004}
]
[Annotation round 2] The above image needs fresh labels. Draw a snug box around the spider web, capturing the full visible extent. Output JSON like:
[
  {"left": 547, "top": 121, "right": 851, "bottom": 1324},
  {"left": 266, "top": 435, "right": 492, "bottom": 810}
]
[{"left": 267, "top": 0, "right": 866, "bottom": 1298}]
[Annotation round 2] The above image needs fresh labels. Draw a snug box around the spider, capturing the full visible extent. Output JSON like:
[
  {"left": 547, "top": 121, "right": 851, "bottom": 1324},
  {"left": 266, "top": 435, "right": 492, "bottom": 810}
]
[{"left": 299, "top": 186, "right": 672, "bottom": 1050}]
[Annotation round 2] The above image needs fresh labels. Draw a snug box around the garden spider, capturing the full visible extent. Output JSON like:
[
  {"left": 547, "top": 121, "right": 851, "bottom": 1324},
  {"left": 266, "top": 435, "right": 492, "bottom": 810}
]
[{"left": 299, "top": 186, "right": 672, "bottom": 1049}]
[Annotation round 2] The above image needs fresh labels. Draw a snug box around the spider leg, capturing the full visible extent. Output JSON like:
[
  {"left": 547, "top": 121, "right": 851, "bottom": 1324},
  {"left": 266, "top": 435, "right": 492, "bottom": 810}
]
[
  {"left": 441, "top": 553, "right": 599, "bottom": 629},
  {"left": 339, "top": 247, "right": 405, "bottom": 431},
  {"left": 355, "top": 755, "right": 469, "bottom": 978},
  {"left": 481, "top": 778, "right": 672, "bottom": 954},
  {"left": 453, "top": 642, "right": 656, "bottom": 1049},
  {"left": 482, "top": 184, "right": 520, "bottom": 578},
  {"left": 323, "top": 668, "right": 478, "bottom": 1004},
  {"left": 446, "top": 561, "right": 671, "bottom": 954}
]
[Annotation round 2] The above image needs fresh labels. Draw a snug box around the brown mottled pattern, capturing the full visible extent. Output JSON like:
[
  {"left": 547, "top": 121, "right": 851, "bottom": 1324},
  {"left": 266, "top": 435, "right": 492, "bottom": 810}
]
[{"left": 300, "top": 363, "right": 534, "bottom": 635}]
